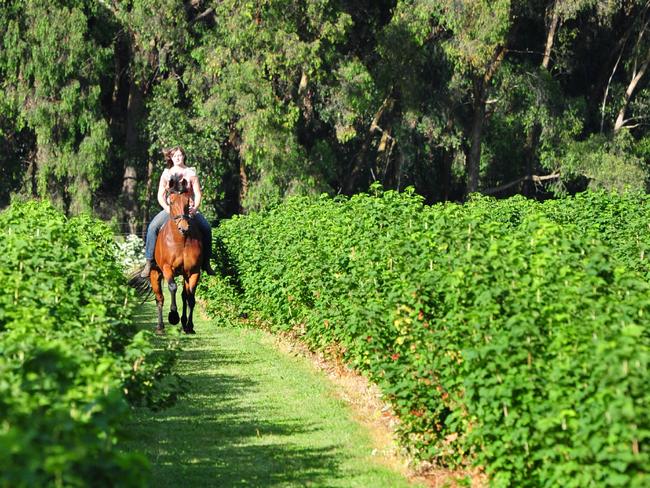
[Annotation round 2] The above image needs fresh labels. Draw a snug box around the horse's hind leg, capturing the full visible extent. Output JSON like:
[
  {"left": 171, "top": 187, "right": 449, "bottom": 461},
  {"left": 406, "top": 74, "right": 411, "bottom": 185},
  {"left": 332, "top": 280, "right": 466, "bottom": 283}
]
[
  {"left": 182, "top": 273, "right": 200, "bottom": 334},
  {"left": 150, "top": 269, "right": 164, "bottom": 334}
]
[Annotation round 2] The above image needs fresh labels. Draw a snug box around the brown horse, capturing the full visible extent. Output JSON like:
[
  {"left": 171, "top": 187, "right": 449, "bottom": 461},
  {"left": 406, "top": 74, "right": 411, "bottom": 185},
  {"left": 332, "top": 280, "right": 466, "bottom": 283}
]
[{"left": 150, "top": 174, "right": 203, "bottom": 334}]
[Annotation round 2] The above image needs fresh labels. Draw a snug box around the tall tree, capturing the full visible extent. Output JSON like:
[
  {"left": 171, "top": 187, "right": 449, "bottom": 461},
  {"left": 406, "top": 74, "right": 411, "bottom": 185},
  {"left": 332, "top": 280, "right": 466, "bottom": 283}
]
[
  {"left": 2, "top": 0, "right": 650, "bottom": 217},
  {"left": 0, "top": 0, "right": 112, "bottom": 213},
  {"left": 187, "top": 0, "right": 353, "bottom": 211}
]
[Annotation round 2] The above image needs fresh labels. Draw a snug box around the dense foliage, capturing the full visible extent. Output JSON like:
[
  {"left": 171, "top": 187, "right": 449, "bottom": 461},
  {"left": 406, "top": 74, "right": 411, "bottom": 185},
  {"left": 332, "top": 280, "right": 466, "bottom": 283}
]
[
  {"left": 0, "top": 200, "right": 180, "bottom": 487},
  {"left": 3, "top": 1, "right": 650, "bottom": 224},
  {"left": 204, "top": 190, "right": 650, "bottom": 486}
]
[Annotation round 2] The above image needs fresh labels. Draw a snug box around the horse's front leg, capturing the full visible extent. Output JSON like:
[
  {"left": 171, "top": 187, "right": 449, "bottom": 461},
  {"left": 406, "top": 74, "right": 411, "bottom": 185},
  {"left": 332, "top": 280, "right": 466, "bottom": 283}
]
[
  {"left": 150, "top": 269, "right": 165, "bottom": 334},
  {"left": 163, "top": 266, "right": 180, "bottom": 325},
  {"left": 181, "top": 285, "right": 188, "bottom": 329},
  {"left": 182, "top": 272, "right": 200, "bottom": 334}
]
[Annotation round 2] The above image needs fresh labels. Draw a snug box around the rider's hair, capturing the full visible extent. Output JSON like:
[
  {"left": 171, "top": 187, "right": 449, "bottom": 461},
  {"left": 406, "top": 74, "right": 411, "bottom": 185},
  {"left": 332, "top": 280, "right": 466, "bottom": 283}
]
[{"left": 163, "top": 146, "right": 186, "bottom": 168}]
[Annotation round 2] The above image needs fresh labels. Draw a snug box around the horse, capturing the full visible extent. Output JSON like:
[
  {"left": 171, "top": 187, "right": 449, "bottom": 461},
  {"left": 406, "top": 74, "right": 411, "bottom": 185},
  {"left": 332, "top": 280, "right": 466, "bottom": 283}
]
[{"left": 149, "top": 173, "right": 204, "bottom": 334}]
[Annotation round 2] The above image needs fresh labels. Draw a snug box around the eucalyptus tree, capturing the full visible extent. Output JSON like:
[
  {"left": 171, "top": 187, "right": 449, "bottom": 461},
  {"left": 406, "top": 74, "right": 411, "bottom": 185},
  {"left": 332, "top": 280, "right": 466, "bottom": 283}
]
[
  {"left": 183, "top": 0, "right": 355, "bottom": 212},
  {"left": 2, "top": 0, "right": 650, "bottom": 218},
  {"left": 388, "top": 0, "right": 649, "bottom": 196},
  {"left": 96, "top": 0, "right": 198, "bottom": 232},
  {"left": 361, "top": 1, "right": 463, "bottom": 201},
  {"left": 538, "top": 0, "right": 650, "bottom": 193},
  {"left": 606, "top": 1, "right": 650, "bottom": 134},
  {"left": 360, "top": 0, "right": 514, "bottom": 198},
  {"left": 0, "top": 0, "right": 112, "bottom": 213}
]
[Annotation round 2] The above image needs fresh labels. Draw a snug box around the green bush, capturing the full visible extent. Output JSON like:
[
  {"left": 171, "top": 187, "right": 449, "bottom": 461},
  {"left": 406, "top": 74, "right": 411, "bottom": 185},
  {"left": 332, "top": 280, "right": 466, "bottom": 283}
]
[
  {"left": 0, "top": 200, "right": 179, "bottom": 487},
  {"left": 205, "top": 189, "right": 650, "bottom": 487}
]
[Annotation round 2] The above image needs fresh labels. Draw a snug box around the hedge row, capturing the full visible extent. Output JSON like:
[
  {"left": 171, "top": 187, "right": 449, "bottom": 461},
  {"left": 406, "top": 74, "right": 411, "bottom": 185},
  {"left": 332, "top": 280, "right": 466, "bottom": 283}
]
[
  {"left": 205, "top": 189, "right": 650, "bottom": 487},
  {"left": 0, "top": 200, "right": 180, "bottom": 487},
  {"left": 490, "top": 191, "right": 650, "bottom": 278}
]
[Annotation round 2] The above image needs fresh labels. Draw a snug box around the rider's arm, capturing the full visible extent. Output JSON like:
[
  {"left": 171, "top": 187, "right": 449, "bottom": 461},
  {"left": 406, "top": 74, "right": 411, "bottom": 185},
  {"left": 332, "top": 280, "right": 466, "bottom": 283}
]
[
  {"left": 157, "top": 173, "right": 170, "bottom": 213},
  {"left": 190, "top": 176, "right": 202, "bottom": 214}
]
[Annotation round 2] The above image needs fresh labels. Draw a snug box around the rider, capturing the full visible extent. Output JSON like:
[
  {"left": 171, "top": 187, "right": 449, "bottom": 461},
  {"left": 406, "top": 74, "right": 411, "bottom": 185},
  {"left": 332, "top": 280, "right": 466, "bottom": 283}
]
[{"left": 140, "top": 146, "right": 216, "bottom": 277}]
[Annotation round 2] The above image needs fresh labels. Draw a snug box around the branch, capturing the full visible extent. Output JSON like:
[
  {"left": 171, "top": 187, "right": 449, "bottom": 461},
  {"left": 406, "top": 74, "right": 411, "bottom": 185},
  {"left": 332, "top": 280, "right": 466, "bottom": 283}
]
[
  {"left": 614, "top": 46, "right": 650, "bottom": 132},
  {"left": 601, "top": 46, "right": 625, "bottom": 133},
  {"left": 622, "top": 114, "right": 650, "bottom": 122},
  {"left": 618, "top": 122, "right": 644, "bottom": 129},
  {"left": 190, "top": 7, "right": 215, "bottom": 24},
  {"left": 542, "top": 1, "right": 561, "bottom": 70},
  {"left": 600, "top": 5, "right": 650, "bottom": 132},
  {"left": 483, "top": 45, "right": 507, "bottom": 85},
  {"left": 613, "top": 5, "right": 650, "bottom": 132},
  {"left": 482, "top": 171, "right": 560, "bottom": 195},
  {"left": 615, "top": 113, "right": 650, "bottom": 129},
  {"left": 369, "top": 93, "right": 394, "bottom": 133}
]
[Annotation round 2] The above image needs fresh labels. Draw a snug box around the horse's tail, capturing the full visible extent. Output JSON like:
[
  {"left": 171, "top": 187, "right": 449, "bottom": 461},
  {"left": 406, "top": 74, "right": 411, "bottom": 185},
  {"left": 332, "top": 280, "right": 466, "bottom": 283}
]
[{"left": 128, "top": 268, "right": 153, "bottom": 303}]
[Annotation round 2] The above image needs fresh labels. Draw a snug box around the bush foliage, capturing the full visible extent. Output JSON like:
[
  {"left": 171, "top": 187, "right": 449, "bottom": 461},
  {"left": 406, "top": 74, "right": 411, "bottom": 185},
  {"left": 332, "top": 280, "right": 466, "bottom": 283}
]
[
  {"left": 0, "top": 200, "right": 180, "bottom": 487},
  {"left": 205, "top": 189, "right": 650, "bottom": 487}
]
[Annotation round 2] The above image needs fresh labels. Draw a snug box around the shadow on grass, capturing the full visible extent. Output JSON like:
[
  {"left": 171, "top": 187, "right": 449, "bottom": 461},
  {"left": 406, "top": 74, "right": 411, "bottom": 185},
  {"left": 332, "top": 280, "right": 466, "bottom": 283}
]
[{"left": 124, "top": 341, "right": 345, "bottom": 487}]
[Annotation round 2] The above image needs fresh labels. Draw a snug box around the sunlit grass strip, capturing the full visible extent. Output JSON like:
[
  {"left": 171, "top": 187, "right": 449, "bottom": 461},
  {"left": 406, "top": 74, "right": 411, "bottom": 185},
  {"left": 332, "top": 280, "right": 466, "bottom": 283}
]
[{"left": 122, "top": 296, "right": 423, "bottom": 488}]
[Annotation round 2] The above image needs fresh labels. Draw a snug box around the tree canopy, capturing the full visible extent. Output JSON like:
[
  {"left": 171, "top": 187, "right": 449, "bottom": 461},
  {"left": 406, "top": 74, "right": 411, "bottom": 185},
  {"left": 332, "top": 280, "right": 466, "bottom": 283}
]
[{"left": 2, "top": 0, "right": 650, "bottom": 228}]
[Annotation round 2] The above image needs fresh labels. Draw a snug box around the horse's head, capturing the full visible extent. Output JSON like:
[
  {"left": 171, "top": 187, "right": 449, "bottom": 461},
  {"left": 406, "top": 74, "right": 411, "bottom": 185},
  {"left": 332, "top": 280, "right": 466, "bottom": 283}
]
[{"left": 168, "top": 174, "right": 192, "bottom": 235}]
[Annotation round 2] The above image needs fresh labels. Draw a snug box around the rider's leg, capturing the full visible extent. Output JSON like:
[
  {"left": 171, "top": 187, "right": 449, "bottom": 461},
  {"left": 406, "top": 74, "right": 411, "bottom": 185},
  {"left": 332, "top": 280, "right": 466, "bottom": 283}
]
[
  {"left": 141, "top": 210, "right": 169, "bottom": 277},
  {"left": 194, "top": 212, "right": 215, "bottom": 275}
]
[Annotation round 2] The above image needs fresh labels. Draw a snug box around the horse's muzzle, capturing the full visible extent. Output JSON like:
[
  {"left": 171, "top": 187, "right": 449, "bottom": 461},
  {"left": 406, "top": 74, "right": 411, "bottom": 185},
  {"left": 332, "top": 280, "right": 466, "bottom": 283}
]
[{"left": 175, "top": 219, "right": 190, "bottom": 235}]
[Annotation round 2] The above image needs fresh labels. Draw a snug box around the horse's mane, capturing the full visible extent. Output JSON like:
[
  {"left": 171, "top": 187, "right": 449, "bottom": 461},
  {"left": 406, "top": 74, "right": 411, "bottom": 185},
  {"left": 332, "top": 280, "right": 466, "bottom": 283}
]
[{"left": 168, "top": 173, "right": 189, "bottom": 194}]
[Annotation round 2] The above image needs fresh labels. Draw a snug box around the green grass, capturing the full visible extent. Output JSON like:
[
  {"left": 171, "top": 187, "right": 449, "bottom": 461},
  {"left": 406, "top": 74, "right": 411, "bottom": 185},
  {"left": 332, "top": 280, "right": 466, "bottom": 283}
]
[{"left": 121, "top": 297, "right": 422, "bottom": 487}]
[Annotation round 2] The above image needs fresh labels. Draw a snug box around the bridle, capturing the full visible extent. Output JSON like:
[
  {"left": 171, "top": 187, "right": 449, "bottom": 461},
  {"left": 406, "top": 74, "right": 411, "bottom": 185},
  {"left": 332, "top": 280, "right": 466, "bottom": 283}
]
[
  {"left": 172, "top": 213, "right": 192, "bottom": 223},
  {"left": 169, "top": 187, "right": 193, "bottom": 227}
]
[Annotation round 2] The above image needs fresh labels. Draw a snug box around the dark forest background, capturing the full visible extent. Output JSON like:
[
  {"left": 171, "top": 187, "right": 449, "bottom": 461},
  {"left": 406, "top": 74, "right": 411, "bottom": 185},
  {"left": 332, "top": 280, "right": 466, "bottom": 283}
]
[{"left": 2, "top": 0, "right": 650, "bottom": 234}]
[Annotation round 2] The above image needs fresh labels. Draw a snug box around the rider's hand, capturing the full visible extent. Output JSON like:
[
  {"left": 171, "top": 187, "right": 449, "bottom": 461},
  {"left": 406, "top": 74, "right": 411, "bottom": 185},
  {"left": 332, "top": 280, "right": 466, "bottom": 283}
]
[{"left": 189, "top": 206, "right": 197, "bottom": 217}]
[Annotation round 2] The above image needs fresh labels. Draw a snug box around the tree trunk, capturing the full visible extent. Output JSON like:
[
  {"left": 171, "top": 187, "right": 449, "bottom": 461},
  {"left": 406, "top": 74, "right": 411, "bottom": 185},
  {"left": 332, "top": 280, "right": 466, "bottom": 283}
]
[
  {"left": 121, "top": 74, "right": 144, "bottom": 234},
  {"left": 344, "top": 95, "right": 394, "bottom": 194},
  {"left": 394, "top": 141, "right": 404, "bottom": 191},
  {"left": 467, "top": 90, "right": 486, "bottom": 195},
  {"left": 121, "top": 165, "right": 138, "bottom": 235},
  {"left": 227, "top": 127, "right": 247, "bottom": 213},
  {"left": 595, "top": 9, "right": 649, "bottom": 131},
  {"left": 483, "top": 171, "right": 560, "bottom": 195},
  {"left": 542, "top": 2, "right": 560, "bottom": 70},
  {"left": 239, "top": 161, "right": 249, "bottom": 213},
  {"left": 109, "top": 33, "right": 129, "bottom": 139},
  {"left": 141, "top": 160, "right": 154, "bottom": 239},
  {"left": 614, "top": 48, "right": 650, "bottom": 132},
  {"left": 439, "top": 149, "right": 454, "bottom": 201},
  {"left": 523, "top": 1, "right": 560, "bottom": 195},
  {"left": 125, "top": 76, "right": 144, "bottom": 159},
  {"left": 28, "top": 149, "right": 38, "bottom": 198},
  {"left": 344, "top": 136, "right": 373, "bottom": 194},
  {"left": 465, "top": 47, "right": 506, "bottom": 196}
]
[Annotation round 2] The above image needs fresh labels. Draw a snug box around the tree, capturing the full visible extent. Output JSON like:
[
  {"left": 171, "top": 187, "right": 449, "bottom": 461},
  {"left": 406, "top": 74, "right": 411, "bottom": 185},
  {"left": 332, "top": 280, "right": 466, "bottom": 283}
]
[
  {"left": 2, "top": 1, "right": 650, "bottom": 217},
  {"left": 186, "top": 0, "right": 353, "bottom": 211},
  {"left": 0, "top": 0, "right": 112, "bottom": 213}
]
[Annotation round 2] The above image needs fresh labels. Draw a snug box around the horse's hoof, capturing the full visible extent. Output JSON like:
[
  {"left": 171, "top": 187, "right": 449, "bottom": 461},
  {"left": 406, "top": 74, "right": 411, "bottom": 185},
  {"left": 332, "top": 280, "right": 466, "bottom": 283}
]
[
  {"left": 155, "top": 327, "right": 165, "bottom": 335},
  {"left": 168, "top": 310, "right": 180, "bottom": 325},
  {"left": 182, "top": 325, "right": 196, "bottom": 334}
]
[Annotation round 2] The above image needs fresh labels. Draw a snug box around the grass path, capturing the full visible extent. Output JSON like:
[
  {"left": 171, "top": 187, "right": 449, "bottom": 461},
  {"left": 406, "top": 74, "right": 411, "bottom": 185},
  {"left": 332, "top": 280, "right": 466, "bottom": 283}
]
[{"left": 122, "top": 298, "right": 424, "bottom": 487}]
